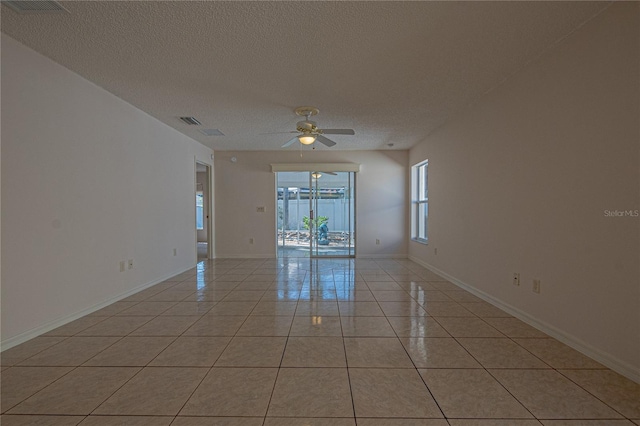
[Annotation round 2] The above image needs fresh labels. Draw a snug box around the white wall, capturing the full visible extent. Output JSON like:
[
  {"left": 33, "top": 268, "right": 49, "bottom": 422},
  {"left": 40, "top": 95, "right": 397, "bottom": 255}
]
[
  {"left": 215, "top": 150, "right": 408, "bottom": 258},
  {"left": 1, "top": 35, "right": 214, "bottom": 347},
  {"left": 409, "top": 2, "right": 639, "bottom": 380}
]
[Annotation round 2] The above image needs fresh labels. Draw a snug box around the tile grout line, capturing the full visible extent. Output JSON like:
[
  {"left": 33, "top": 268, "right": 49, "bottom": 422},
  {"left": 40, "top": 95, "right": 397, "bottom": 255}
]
[
  {"left": 500, "top": 327, "right": 631, "bottom": 419},
  {"left": 554, "top": 368, "right": 632, "bottom": 420},
  {"left": 260, "top": 265, "right": 307, "bottom": 422},
  {"left": 84, "top": 280, "right": 199, "bottom": 419},
  {"left": 338, "top": 271, "right": 359, "bottom": 424},
  {"left": 380, "top": 265, "right": 448, "bottom": 422}
]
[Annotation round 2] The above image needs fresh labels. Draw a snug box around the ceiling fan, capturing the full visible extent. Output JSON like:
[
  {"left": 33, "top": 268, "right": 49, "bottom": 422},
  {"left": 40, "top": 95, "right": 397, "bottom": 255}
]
[
  {"left": 281, "top": 106, "right": 355, "bottom": 148},
  {"left": 312, "top": 171, "right": 337, "bottom": 179}
]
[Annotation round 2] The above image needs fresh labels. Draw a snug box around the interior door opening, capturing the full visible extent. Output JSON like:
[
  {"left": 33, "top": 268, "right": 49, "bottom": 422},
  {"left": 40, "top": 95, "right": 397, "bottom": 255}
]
[
  {"left": 196, "top": 162, "right": 211, "bottom": 260},
  {"left": 276, "top": 171, "right": 355, "bottom": 258}
]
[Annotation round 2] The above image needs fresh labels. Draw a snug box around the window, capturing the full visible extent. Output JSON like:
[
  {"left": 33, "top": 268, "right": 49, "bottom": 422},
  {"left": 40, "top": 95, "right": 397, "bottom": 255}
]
[
  {"left": 411, "top": 160, "right": 428, "bottom": 243},
  {"left": 196, "top": 191, "right": 204, "bottom": 230}
]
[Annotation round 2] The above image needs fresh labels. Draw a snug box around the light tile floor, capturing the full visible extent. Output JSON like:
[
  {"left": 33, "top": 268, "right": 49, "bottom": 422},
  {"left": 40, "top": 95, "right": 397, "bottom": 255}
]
[{"left": 2, "top": 258, "right": 639, "bottom": 425}]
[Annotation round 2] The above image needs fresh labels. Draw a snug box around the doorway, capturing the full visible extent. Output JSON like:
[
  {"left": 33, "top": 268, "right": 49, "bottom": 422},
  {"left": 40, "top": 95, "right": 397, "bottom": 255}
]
[
  {"left": 196, "top": 162, "right": 212, "bottom": 260},
  {"left": 276, "top": 171, "right": 355, "bottom": 258}
]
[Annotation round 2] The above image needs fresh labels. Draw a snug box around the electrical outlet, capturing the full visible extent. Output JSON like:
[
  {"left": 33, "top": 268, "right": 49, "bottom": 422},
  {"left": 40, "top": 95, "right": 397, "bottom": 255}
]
[
  {"left": 256, "top": 206, "right": 265, "bottom": 213},
  {"left": 249, "top": 238, "right": 254, "bottom": 244},
  {"left": 173, "top": 248, "right": 177, "bottom": 256},
  {"left": 119, "top": 261, "right": 125, "bottom": 272},
  {"left": 375, "top": 239, "right": 380, "bottom": 245},
  {"left": 434, "top": 248, "right": 438, "bottom": 255},
  {"left": 128, "top": 259, "right": 134, "bottom": 270},
  {"left": 533, "top": 279, "right": 541, "bottom": 293},
  {"left": 513, "top": 273, "right": 520, "bottom": 286}
]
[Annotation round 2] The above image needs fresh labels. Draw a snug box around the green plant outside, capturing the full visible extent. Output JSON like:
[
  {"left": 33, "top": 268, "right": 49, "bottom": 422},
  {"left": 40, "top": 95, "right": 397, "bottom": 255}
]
[{"left": 302, "top": 215, "right": 328, "bottom": 230}]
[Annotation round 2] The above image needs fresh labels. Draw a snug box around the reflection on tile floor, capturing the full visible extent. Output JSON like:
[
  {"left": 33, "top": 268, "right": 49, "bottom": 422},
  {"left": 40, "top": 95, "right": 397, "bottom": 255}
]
[{"left": 2, "top": 258, "right": 639, "bottom": 425}]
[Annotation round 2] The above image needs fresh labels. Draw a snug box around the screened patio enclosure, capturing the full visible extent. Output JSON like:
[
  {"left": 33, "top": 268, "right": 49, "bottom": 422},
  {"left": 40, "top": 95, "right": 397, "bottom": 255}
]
[{"left": 276, "top": 170, "right": 355, "bottom": 258}]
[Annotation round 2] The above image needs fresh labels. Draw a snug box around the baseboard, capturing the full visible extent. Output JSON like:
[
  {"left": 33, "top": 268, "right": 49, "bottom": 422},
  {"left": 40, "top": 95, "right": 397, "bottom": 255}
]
[
  {"left": 0, "top": 265, "right": 195, "bottom": 352},
  {"left": 408, "top": 256, "right": 640, "bottom": 384}
]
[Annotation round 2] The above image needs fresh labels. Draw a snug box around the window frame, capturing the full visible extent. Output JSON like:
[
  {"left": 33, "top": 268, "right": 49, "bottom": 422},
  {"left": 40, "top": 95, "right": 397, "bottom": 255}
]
[{"left": 411, "top": 160, "right": 429, "bottom": 244}]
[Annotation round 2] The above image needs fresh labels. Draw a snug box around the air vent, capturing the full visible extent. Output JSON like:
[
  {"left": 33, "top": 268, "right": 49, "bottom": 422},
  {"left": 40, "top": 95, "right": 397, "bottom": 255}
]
[
  {"left": 3, "top": 1, "right": 68, "bottom": 13},
  {"left": 179, "top": 116, "right": 202, "bottom": 126},
  {"left": 199, "top": 129, "right": 225, "bottom": 137}
]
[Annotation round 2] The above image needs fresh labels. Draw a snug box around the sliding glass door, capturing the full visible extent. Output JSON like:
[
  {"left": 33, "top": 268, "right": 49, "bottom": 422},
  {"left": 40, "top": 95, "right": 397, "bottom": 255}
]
[
  {"left": 309, "top": 171, "right": 354, "bottom": 257},
  {"left": 277, "top": 171, "right": 355, "bottom": 258}
]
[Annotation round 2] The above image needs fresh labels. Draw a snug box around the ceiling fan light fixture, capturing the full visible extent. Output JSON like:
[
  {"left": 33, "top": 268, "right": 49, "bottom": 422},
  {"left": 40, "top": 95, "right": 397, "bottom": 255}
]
[
  {"left": 298, "top": 134, "right": 316, "bottom": 145},
  {"left": 311, "top": 172, "right": 322, "bottom": 179}
]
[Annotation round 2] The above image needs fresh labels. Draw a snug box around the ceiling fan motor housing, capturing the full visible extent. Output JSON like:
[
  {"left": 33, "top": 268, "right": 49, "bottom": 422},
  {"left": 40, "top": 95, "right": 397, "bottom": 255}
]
[{"left": 297, "top": 120, "right": 318, "bottom": 133}]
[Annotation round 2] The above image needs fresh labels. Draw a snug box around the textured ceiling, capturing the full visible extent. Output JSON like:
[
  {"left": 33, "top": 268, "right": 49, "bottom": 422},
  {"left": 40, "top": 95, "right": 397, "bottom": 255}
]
[{"left": 1, "top": 1, "right": 610, "bottom": 151}]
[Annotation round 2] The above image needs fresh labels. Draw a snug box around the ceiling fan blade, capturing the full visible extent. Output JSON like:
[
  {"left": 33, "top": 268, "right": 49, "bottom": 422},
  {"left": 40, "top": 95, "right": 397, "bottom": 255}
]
[
  {"left": 281, "top": 136, "right": 300, "bottom": 148},
  {"left": 316, "top": 134, "right": 337, "bottom": 147},
  {"left": 322, "top": 129, "right": 355, "bottom": 135}
]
